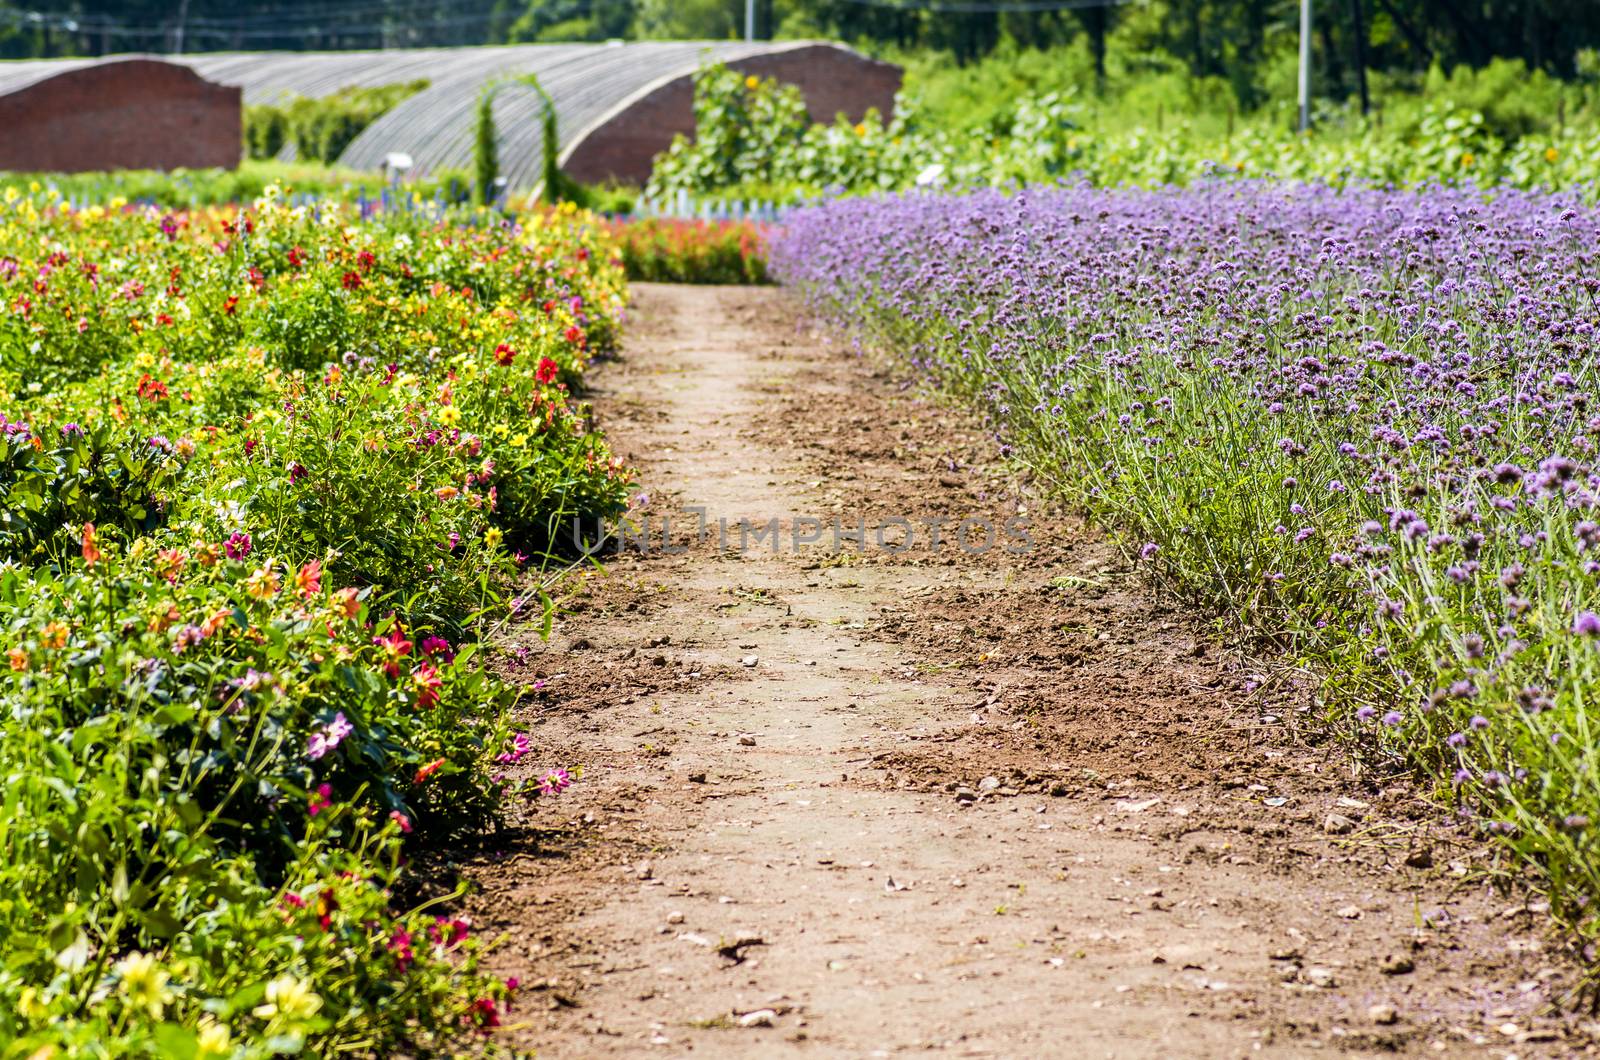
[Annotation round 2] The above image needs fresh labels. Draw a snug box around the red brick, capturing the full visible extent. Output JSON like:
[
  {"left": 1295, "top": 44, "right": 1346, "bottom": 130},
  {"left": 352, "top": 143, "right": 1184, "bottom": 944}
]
[{"left": 0, "top": 59, "right": 240, "bottom": 173}]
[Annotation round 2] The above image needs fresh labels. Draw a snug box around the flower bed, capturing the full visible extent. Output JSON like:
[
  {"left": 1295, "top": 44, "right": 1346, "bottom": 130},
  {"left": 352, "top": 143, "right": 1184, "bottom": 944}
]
[
  {"left": 604, "top": 217, "right": 769, "bottom": 285},
  {"left": 775, "top": 184, "right": 1600, "bottom": 952},
  {"left": 0, "top": 188, "right": 628, "bottom": 1053}
]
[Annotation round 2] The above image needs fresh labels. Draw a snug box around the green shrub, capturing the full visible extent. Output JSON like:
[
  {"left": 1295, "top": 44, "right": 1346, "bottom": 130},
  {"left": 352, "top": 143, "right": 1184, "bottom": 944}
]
[{"left": 244, "top": 104, "right": 289, "bottom": 161}]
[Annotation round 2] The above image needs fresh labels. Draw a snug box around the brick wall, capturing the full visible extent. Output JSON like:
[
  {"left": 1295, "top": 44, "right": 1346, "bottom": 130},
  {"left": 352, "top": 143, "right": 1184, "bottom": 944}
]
[
  {"left": 0, "top": 59, "right": 241, "bottom": 173},
  {"left": 561, "top": 44, "right": 901, "bottom": 187}
]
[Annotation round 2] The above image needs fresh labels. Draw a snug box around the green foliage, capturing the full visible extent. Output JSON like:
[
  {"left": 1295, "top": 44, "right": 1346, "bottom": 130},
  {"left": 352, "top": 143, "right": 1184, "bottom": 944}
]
[
  {"left": 246, "top": 81, "right": 428, "bottom": 164},
  {"left": 474, "top": 89, "right": 499, "bottom": 207},
  {"left": 0, "top": 161, "right": 474, "bottom": 209},
  {"left": 244, "top": 105, "right": 288, "bottom": 161},
  {"left": 649, "top": 52, "right": 1600, "bottom": 204},
  {"left": 648, "top": 66, "right": 812, "bottom": 197}
]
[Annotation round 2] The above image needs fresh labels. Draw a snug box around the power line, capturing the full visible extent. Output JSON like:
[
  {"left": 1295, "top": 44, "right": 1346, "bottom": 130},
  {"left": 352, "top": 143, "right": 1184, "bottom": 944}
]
[
  {"left": 0, "top": 1, "right": 533, "bottom": 42},
  {"left": 833, "top": 0, "right": 1136, "bottom": 12}
]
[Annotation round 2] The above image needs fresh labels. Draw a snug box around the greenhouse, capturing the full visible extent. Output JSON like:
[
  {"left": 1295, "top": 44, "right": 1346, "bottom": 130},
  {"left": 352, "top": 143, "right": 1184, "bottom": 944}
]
[{"left": 0, "top": 41, "right": 899, "bottom": 185}]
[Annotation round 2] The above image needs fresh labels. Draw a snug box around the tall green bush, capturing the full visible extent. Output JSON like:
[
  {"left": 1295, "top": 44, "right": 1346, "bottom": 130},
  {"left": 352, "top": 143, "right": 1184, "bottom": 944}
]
[
  {"left": 243, "top": 81, "right": 428, "bottom": 164},
  {"left": 474, "top": 88, "right": 499, "bottom": 206}
]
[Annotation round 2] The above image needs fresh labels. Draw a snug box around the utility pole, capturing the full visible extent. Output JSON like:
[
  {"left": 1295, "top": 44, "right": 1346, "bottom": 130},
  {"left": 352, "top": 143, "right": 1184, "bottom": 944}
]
[
  {"left": 745, "top": 0, "right": 754, "bottom": 41},
  {"left": 173, "top": 0, "right": 190, "bottom": 54},
  {"left": 1298, "top": 0, "right": 1312, "bottom": 131}
]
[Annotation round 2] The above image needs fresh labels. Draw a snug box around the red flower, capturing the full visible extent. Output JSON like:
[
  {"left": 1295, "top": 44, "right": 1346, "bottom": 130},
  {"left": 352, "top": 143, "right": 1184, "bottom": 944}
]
[
  {"left": 429, "top": 915, "right": 471, "bottom": 947},
  {"left": 373, "top": 627, "right": 413, "bottom": 678},
  {"left": 316, "top": 887, "right": 339, "bottom": 931},
  {"left": 81, "top": 523, "right": 102, "bottom": 567},
  {"left": 287, "top": 246, "right": 305, "bottom": 269},
  {"left": 493, "top": 343, "right": 516, "bottom": 366},
  {"left": 536, "top": 356, "right": 559, "bottom": 384},
  {"left": 413, "top": 663, "right": 442, "bottom": 709},
  {"left": 293, "top": 558, "right": 322, "bottom": 600},
  {"left": 563, "top": 325, "right": 584, "bottom": 348},
  {"left": 341, "top": 271, "right": 363, "bottom": 291},
  {"left": 223, "top": 294, "right": 239, "bottom": 315},
  {"left": 467, "top": 996, "right": 500, "bottom": 1030},
  {"left": 135, "top": 374, "right": 168, "bottom": 402}
]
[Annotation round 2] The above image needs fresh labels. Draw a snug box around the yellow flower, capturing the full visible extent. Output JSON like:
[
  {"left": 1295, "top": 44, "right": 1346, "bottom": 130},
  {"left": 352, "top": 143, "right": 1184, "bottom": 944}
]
[
  {"left": 485, "top": 527, "right": 503, "bottom": 549},
  {"left": 510, "top": 433, "right": 528, "bottom": 448},
  {"left": 1460, "top": 151, "right": 1475, "bottom": 168},
  {"left": 1546, "top": 146, "right": 1561, "bottom": 163},
  {"left": 116, "top": 951, "right": 173, "bottom": 1018},
  {"left": 437, "top": 405, "right": 462, "bottom": 427},
  {"left": 17, "top": 985, "right": 48, "bottom": 1020},
  {"left": 253, "top": 975, "right": 322, "bottom": 1021},
  {"left": 855, "top": 123, "right": 867, "bottom": 136},
  {"left": 196, "top": 1017, "right": 232, "bottom": 1056},
  {"left": 245, "top": 565, "right": 281, "bottom": 600},
  {"left": 744, "top": 74, "right": 760, "bottom": 90}
]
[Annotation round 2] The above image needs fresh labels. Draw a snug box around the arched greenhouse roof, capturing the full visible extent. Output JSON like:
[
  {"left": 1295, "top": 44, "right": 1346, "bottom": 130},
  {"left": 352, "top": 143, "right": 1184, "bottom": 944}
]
[{"left": 0, "top": 42, "right": 901, "bottom": 188}]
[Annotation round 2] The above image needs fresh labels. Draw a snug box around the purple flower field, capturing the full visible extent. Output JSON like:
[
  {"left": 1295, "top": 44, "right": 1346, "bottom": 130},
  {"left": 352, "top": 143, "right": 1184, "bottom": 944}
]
[{"left": 774, "top": 183, "right": 1600, "bottom": 944}]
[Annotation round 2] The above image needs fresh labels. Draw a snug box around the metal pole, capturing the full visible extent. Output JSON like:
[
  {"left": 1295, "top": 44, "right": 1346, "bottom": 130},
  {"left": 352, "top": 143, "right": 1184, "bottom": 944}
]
[
  {"left": 173, "top": 0, "right": 190, "bottom": 53},
  {"left": 745, "top": 0, "right": 755, "bottom": 41},
  {"left": 1297, "top": 0, "right": 1312, "bottom": 131}
]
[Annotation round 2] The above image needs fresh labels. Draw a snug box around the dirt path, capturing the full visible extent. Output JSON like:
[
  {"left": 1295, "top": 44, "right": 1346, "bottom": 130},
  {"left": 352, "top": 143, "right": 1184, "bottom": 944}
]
[{"left": 469, "top": 284, "right": 1589, "bottom": 1058}]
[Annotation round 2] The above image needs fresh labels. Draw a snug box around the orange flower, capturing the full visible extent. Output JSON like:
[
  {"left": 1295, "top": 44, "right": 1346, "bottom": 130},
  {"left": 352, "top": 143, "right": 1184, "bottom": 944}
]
[
  {"left": 414, "top": 757, "right": 445, "bottom": 784},
  {"left": 154, "top": 547, "right": 186, "bottom": 583},
  {"left": 41, "top": 622, "right": 68, "bottom": 650},
  {"left": 7, "top": 647, "right": 27, "bottom": 672},
  {"left": 331, "top": 587, "right": 361, "bottom": 619},
  {"left": 81, "top": 523, "right": 102, "bottom": 566},
  {"left": 246, "top": 565, "right": 281, "bottom": 600},
  {"left": 434, "top": 486, "right": 459, "bottom": 501},
  {"left": 200, "top": 609, "right": 231, "bottom": 638},
  {"left": 293, "top": 559, "right": 322, "bottom": 600}
]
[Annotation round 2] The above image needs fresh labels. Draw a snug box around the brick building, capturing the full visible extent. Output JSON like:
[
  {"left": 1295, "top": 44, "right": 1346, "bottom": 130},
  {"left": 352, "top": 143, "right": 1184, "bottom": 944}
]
[{"left": 0, "top": 58, "right": 240, "bottom": 172}]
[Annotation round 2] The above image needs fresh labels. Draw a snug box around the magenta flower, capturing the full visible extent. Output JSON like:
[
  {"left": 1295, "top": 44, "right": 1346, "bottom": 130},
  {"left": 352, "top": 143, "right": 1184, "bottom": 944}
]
[
  {"left": 420, "top": 635, "right": 455, "bottom": 663},
  {"left": 496, "top": 731, "right": 533, "bottom": 765}
]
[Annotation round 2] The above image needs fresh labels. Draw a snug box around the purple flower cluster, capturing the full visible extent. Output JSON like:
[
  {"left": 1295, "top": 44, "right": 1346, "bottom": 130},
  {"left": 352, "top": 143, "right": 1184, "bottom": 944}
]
[{"left": 775, "top": 182, "right": 1600, "bottom": 927}]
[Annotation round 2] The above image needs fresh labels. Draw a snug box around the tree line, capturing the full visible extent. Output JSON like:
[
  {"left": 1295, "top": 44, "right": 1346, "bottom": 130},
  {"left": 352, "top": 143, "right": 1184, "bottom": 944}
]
[{"left": 3, "top": 0, "right": 1597, "bottom": 104}]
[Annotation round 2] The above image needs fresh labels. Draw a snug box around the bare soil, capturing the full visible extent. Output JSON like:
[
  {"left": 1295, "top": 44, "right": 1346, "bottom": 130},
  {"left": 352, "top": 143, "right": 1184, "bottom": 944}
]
[{"left": 463, "top": 284, "right": 1596, "bottom": 1058}]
